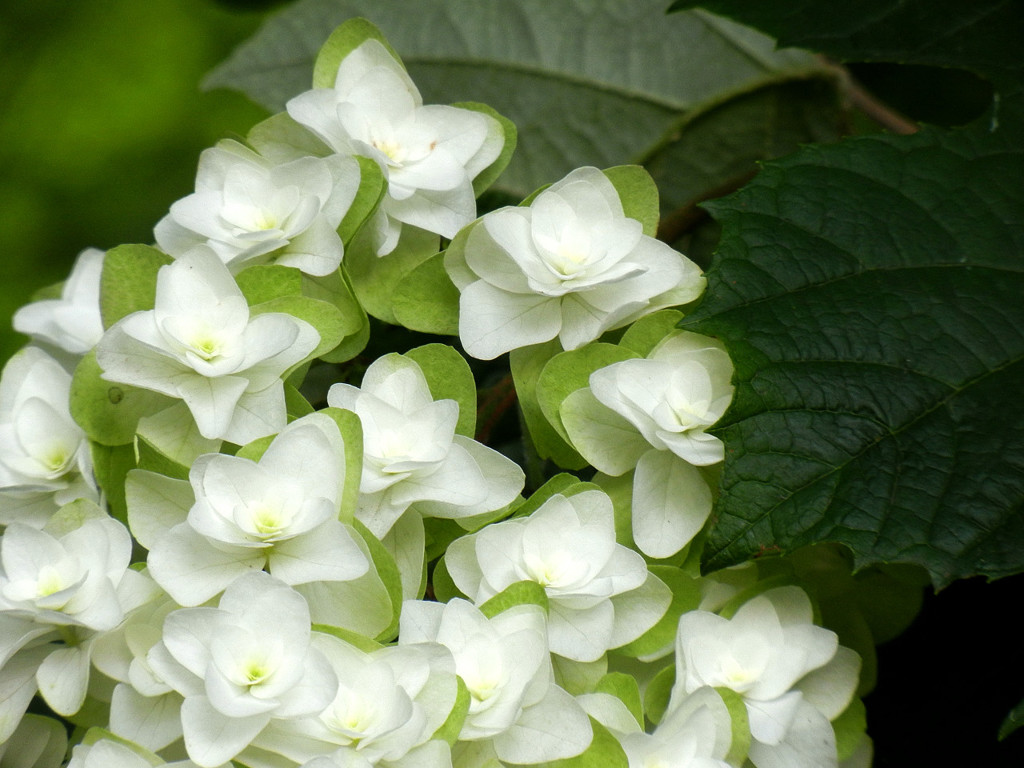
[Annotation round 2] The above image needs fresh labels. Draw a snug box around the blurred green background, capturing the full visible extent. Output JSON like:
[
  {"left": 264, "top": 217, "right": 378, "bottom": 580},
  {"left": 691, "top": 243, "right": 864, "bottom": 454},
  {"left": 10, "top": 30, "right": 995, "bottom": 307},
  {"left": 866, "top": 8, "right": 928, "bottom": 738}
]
[{"left": 0, "top": 0, "right": 281, "bottom": 362}]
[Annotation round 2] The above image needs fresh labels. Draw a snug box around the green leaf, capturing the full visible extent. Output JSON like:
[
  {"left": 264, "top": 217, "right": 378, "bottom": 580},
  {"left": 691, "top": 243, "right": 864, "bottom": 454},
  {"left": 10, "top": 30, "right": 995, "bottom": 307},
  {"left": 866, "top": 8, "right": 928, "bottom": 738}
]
[
  {"left": 99, "top": 244, "right": 172, "bottom": 328},
  {"left": 683, "top": 124, "right": 1024, "bottom": 586},
  {"left": 478, "top": 580, "right": 549, "bottom": 618},
  {"left": 204, "top": 1, "right": 842, "bottom": 198},
  {"left": 1000, "top": 696, "right": 1024, "bottom": 741},
  {"left": 536, "top": 342, "right": 639, "bottom": 447},
  {"left": 403, "top": 343, "right": 476, "bottom": 437},
  {"left": 304, "top": 270, "right": 370, "bottom": 364},
  {"left": 70, "top": 351, "right": 176, "bottom": 446},
  {"left": 392, "top": 253, "right": 461, "bottom": 336},
  {"left": 344, "top": 224, "right": 440, "bottom": 325}
]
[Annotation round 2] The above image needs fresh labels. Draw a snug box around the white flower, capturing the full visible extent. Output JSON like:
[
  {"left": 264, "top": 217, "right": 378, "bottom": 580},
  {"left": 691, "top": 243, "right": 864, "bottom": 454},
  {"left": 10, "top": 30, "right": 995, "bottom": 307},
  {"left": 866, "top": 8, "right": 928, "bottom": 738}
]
[
  {"left": 155, "top": 141, "right": 361, "bottom": 276},
  {"left": 0, "top": 347, "right": 96, "bottom": 527},
  {"left": 95, "top": 245, "right": 319, "bottom": 444},
  {"left": 400, "top": 598, "right": 592, "bottom": 765},
  {"left": 562, "top": 331, "right": 734, "bottom": 558},
  {"left": 326, "top": 354, "right": 523, "bottom": 538},
  {"left": 444, "top": 490, "right": 670, "bottom": 663},
  {"left": 13, "top": 247, "right": 104, "bottom": 356},
  {"left": 66, "top": 735, "right": 208, "bottom": 768},
  {"left": 672, "top": 586, "right": 861, "bottom": 768},
  {"left": 255, "top": 636, "right": 457, "bottom": 767},
  {"left": 445, "top": 167, "right": 704, "bottom": 359},
  {"left": 146, "top": 572, "right": 337, "bottom": 768},
  {"left": 145, "top": 413, "right": 368, "bottom": 606},
  {"left": 287, "top": 39, "right": 503, "bottom": 255}
]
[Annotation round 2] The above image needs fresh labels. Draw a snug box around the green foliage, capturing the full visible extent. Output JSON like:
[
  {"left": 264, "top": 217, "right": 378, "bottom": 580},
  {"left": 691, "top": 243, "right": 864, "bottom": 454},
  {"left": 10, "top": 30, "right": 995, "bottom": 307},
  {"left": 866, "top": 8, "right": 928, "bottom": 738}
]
[{"left": 674, "top": 1, "right": 1024, "bottom": 587}]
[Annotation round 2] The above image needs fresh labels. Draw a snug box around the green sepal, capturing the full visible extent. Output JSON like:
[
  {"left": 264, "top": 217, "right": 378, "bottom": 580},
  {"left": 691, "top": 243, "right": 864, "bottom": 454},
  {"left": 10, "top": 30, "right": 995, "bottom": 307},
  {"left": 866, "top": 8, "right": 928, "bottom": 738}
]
[
  {"left": 716, "top": 573, "right": 796, "bottom": 620},
  {"left": 352, "top": 519, "right": 404, "bottom": 643},
  {"left": 392, "top": 253, "right": 461, "bottom": 336},
  {"left": 305, "top": 270, "right": 370, "bottom": 364},
  {"left": 537, "top": 342, "right": 639, "bottom": 445},
  {"left": 312, "top": 18, "right": 405, "bottom": 90},
  {"left": 249, "top": 294, "right": 350, "bottom": 361},
  {"left": 552, "top": 655, "right": 608, "bottom": 696},
  {"left": 64, "top": 692, "right": 110, "bottom": 730},
  {"left": 235, "top": 434, "right": 275, "bottom": 463},
  {"left": 247, "top": 111, "right": 332, "bottom": 161},
  {"left": 30, "top": 280, "right": 65, "bottom": 302},
  {"left": 512, "top": 475, "right": 593, "bottom": 524},
  {"left": 433, "top": 676, "right": 471, "bottom": 746},
  {"left": 453, "top": 101, "right": 518, "bottom": 197},
  {"left": 403, "top": 343, "right": 476, "bottom": 437},
  {"left": 345, "top": 225, "right": 441, "bottom": 325},
  {"left": 591, "top": 471, "right": 636, "bottom": 549},
  {"left": 833, "top": 697, "right": 868, "bottom": 760},
  {"left": 70, "top": 351, "right": 175, "bottom": 446},
  {"left": 99, "top": 244, "right": 172, "bottom": 329},
  {"left": 339, "top": 156, "right": 387, "bottom": 244},
  {"left": 715, "top": 687, "right": 752, "bottom": 766},
  {"left": 424, "top": 518, "right": 467, "bottom": 563},
  {"left": 620, "top": 310, "right": 685, "bottom": 356},
  {"left": 124, "top": 470, "right": 193, "bottom": 552},
  {"left": 643, "top": 664, "right": 675, "bottom": 726},
  {"left": 594, "top": 672, "right": 644, "bottom": 729},
  {"left": 135, "top": 402, "right": 221, "bottom": 473},
  {"left": 44, "top": 498, "right": 108, "bottom": 538},
  {"left": 479, "top": 580, "right": 549, "bottom": 619},
  {"left": 235, "top": 264, "right": 302, "bottom": 305},
  {"left": 613, "top": 565, "right": 702, "bottom": 659},
  {"left": 285, "top": 381, "right": 315, "bottom": 419},
  {"left": 602, "top": 165, "right": 660, "bottom": 237},
  {"left": 432, "top": 555, "right": 469, "bottom": 603},
  {"left": 510, "top": 343, "right": 587, "bottom": 470},
  {"left": 318, "top": 407, "right": 364, "bottom": 523},
  {"left": 1001, "top": 696, "right": 1024, "bottom": 741},
  {"left": 90, "top": 443, "right": 136, "bottom": 525},
  {"left": 312, "top": 623, "right": 384, "bottom": 654},
  {"left": 526, "top": 718, "right": 628, "bottom": 768}
]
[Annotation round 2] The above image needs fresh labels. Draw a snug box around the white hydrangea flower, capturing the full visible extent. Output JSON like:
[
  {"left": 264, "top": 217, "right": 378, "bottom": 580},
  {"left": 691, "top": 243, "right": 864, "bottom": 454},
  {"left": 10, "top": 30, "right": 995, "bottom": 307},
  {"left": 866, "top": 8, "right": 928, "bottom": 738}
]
[
  {"left": 13, "top": 247, "right": 104, "bottom": 357},
  {"left": 444, "top": 167, "right": 704, "bottom": 360},
  {"left": 145, "top": 572, "right": 337, "bottom": 768},
  {"left": 255, "top": 635, "right": 457, "bottom": 768},
  {"left": 144, "top": 413, "right": 368, "bottom": 606},
  {"left": 66, "top": 735, "right": 208, "bottom": 768},
  {"left": 0, "top": 347, "right": 97, "bottom": 528},
  {"left": 672, "top": 586, "right": 861, "bottom": 768},
  {"left": 155, "top": 141, "right": 361, "bottom": 276},
  {"left": 287, "top": 39, "right": 503, "bottom": 255},
  {"left": 444, "top": 490, "right": 670, "bottom": 663},
  {"left": 95, "top": 245, "right": 320, "bottom": 444},
  {"left": 400, "top": 598, "right": 592, "bottom": 765},
  {"left": 326, "top": 354, "right": 523, "bottom": 538},
  {"left": 0, "top": 515, "right": 157, "bottom": 717},
  {"left": 562, "top": 331, "right": 734, "bottom": 558}
]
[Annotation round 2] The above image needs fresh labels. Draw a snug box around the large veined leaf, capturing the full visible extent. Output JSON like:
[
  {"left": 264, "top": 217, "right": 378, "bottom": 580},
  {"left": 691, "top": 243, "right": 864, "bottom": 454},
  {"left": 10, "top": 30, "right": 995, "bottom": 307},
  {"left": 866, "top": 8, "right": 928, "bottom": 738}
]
[
  {"left": 672, "top": 0, "right": 1024, "bottom": 587},
  {"left": 204, "top": 0, "right": 845, "bottom": 203}
]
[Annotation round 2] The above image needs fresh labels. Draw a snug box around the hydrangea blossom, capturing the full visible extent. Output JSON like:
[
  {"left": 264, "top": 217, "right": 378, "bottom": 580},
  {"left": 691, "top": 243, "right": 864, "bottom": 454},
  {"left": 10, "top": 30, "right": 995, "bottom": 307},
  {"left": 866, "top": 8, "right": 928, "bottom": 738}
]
[
  {"left": 326, "top": 354, "right": 524, "bottom": 538},
  {"left": 0, "top": 347, "right": 96, "bottom": 527},
  {"left": 444, "top": 489, "right": 670, "bottom": 662},
  {"left": 95, "top": 245, "right": 320, "bottom": 444},
  {"left": 562, "top": 331, "right": 734, "bottom": 558},
  {"left": 154, "top": 141, "right": 361, "bottom": 276},
  {"left": 672, "top": 586, "right": 861, "bottom": 768},
  {"left": 444, "top": 167, "right": 705, "bottom": 360},
  {"left": 255, "top": 635, "right": 457, "bottom": 768},
  {"left": 400, "top": 598, "right": 592, "bottom": 766},
  {"left": 12, "top": 247, "right": 105, "bottom": 357},
  {"left": 142, "top": 413, "right": 368, "bottom": 606},
  {"left": 145, "top": 572, "right": 337, "bottom": 767},
  {"left": 287, "top": 39, "right": 504, "bottom": 255}
]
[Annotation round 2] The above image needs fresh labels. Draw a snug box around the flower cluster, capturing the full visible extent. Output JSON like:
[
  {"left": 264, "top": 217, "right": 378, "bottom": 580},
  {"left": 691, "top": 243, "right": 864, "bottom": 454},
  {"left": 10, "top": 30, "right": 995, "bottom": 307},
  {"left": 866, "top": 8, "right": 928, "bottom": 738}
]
[{"left": 0, "top": 17, "right": 878, "bottom": 768}]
